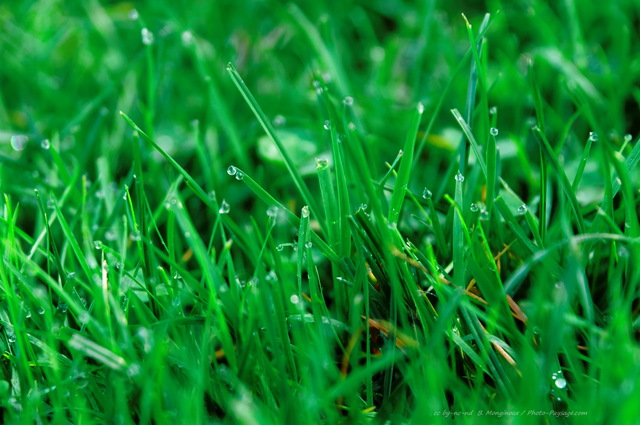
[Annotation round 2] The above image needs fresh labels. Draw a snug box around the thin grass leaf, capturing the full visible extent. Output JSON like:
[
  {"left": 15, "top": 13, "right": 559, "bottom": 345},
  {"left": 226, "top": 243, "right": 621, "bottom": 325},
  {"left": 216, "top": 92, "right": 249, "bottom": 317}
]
[
  {"left": 451, "top": 108, "right": 488, "bottom": 178},
  {"left": 388, "top": 103, "right": 424, "bottom": 223},
  {"left": 225, "top": 63, "right": 321, "bottom": 221}
]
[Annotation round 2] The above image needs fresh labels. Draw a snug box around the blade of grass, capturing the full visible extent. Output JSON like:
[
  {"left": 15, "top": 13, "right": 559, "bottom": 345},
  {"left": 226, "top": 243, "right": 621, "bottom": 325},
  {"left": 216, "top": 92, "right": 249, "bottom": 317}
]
[
  {"left": 225, "top": 63, "right": 321, "bottom": 221},
  {"left": 451, "top": 108, "right": 488, "bottom": 178},
  {"left": 388, "top": 103, "right": 424, "bottom": 223}
]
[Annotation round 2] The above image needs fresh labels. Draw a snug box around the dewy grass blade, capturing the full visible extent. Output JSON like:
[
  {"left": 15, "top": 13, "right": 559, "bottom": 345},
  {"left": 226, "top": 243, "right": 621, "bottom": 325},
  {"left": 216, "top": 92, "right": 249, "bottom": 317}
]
[
  {"left": 486, "top": 126, "right": 497, "bottom": 215},
  {"left": 120, "top": 112, "right": 216, "bottom": 211},
  {"left": 451, "top": 108, "right": 487, "bottom": 178},
  {"left": 459, "top": 13, "right": 491, "bottom": 175},
  {"left": 233, "top": 168, "right": 353, "bottom": 277},
  {"left": 316, "top": 158, "right": 338, "bottom": 249},
  {"left": 51, "top": 198, "right": 94, "bottom": 289},
  {"left": 572, "top": 134, "right": 594, "bottom": 189},
  {"left": 170, "top": 200, "right": 239, "bottom": 371},
  {"left": 130, "top": 131, "right": 150, "bottom": 276},
  {"left": 318, "top": 85, "right": 351, "bottom": 257},
  {"left": 226, "top": 63, "right": 321, "bottom": 220},
  {"left": 191, "top": 44, "right": 249, "bottom": 169},
  {"left": 453, "top": 171, "right": 466, "bottom": 287},
  {"left": 121, "top": 112, "right": 258, "bottom": 259},
  {"left": 378, "top": 149, "right": 404, "bottom": 191},
  {"left": 388, "top": 103, "right": 424, "bottom": 223}
]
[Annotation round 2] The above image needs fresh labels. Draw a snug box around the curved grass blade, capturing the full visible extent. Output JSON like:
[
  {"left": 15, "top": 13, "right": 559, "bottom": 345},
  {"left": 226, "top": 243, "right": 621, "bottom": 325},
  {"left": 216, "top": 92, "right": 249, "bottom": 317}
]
[{"left": 225, "top": 63, "right": 321, "bottom": 221}]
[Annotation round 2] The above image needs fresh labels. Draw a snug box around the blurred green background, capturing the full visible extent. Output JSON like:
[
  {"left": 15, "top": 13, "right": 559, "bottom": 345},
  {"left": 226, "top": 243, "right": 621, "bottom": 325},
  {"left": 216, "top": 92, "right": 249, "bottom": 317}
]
[{"left": 3, "top": 0, "right": 638, "bottom": 208}]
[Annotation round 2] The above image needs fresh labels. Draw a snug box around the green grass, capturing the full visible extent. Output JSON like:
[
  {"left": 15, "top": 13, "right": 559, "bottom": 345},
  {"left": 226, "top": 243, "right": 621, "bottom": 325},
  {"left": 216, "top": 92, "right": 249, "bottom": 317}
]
[{"left": 1, "top": 1, "right": 640, "bottom": 424}]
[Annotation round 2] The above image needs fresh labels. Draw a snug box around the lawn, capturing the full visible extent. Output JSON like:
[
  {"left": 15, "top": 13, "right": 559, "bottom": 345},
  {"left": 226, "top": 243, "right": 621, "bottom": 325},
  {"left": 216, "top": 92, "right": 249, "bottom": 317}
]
[{"left": 1, "top": 1, "right": 639, "bottom": 424}]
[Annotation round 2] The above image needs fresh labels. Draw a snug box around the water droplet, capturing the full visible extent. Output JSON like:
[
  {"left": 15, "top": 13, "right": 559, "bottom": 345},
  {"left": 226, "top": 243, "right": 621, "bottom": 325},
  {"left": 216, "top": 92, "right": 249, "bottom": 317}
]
[
  {"left": 289, "top": 294, "right": 300, "bottom": 304},
  {"left": 184, "top": 231, "right": 191, "bottom": 238},
  {"left": 422, "top": 188, "right": 432, "bottom": 199},
  {"left": 130, "top": 231, "right": 141, "bottom": 241},
  {"left": 128, "top": 8, "right": 139, "bottom": 20},
  {"left": 25, "top": 310, "right": 32, "bottom": 319},
  {"left": 8, "top": 334, "right": 16, "bottom": 343},
  {"left": 518, "top": 204, "right": 528, "bottom": 214},
  {"left": 316, "top": 158, "right": 329, "bottom": 169},
  {"left": 94, "top": 240, "right": 103, "bottom": 250},
  {"left": 41, "top": 139, "right": 50, "bottom": 149},
  {"left": 172, "top": 296, "right": 181, "bottom": 307},
  {"left": 490, "top": 127, "right": 499, "bottom": 136},
  {"left": 58, "top": 303, "right": 68, "bottom": 314},
  {"left": 38, "top": 307, "right": 45, "bottom": 315},
  {"left": 219, "top": 200, "right": 230, "bottom": 214},
  {"left": 589, "top": 131, "right": 598, "bottom": 142},
  {"left": 617, "top": 246, "right": 629, "bottom": 258},
  {"left": 266, "top": 270, "right": 277, "bottom": 281},
  {"left": 67, "top": 272, "right": 76, "bottom": 280},
  {"left": 141, "top": 28, "right": 154, "bottom": 45},
  {"left": 342, "top": 96, "right": 354, "bottom": 106},
  {"left": 266, "top": 206, "right": 278, "bottom": 219},
  {"left": 454, "top": 172, "right": 465, "bottom": 183},
  {"left": 301, "top": 206, "right": 310, "bottom": 218},
  {"left": 323, "top": 120, "right": 331, "bottom": 131},
  {"left": 305, "top": 241, "right": 313, "bottom": 249},
  {"left": 235, "top": 170, "right": 244, "bottom": 181},
  {"left": 336, "top": 276, "right": 353, "bottom": 286},
  {"left": 470, "top": 203, "right": 479, "bottom": 212},
  {"left": 11, "top": 135, "right": 28, "bottom": 151},
  {"left": 181, "top": 31, "right": 194, "bottom": 46},
  {"left": 623, "top": 134, "right": 632, "bottom": 143},
  {"left": 417, "top": 102, "right": 425, "bottom": 114},
  {"left": 348, "top": 122, "right": 356, "bottom": 131},
  {"left": 489, "top": 106, "right": 497, "bottom": 115},
  {"left": 359, "top": 203, "right": 368, "bottom": 211},
  {"left": 78, "top": 311, "right": 90, "bottom": 324},
  {"left": 105, "top": 230, "right": 117, "bottom": 241},
  {"left": 276, "top": 244, "right": 285, "bottom": 252},
  {"left": 555, "top": 377, "right": 567, "bottom": 389},
  {"left": 273, "top": 114, "right": 286, "bottom": 127},
  {"left": 227, "top": 166, "right": 237, "bottom": 176}
]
